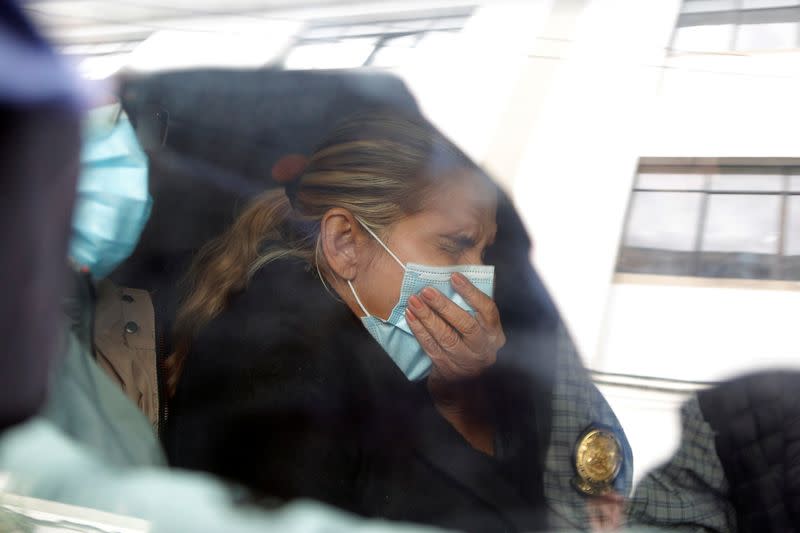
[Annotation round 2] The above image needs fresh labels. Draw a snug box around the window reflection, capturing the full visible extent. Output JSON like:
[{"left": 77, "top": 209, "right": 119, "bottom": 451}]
[
  {"left": 673, "top": 24, "right": 734, "bottom": 52},
  {"left": 734, "top": 22, "right": 799, "bottom": 50},
  {"left": 710, "top": 173, "right": 783, "bottom": 192},
  {"left": 7, "top": 1, "right": 800, "bottom": 532},
  {"left": 284, "top": 39, "right": 377, "bottom": 70},
  {"left": 702, "top": 195, "right": 781, "bottom": 255},
  {"left": 283, "top": 13, "right": 471, "bottom": 70},
  {"left": 699, "top": 195, "right": 781, "bottom": 278},
  {"left": 674, "top": 1, "right": 800, "bottom": 53},
  {"left": 637, "top": 173, "right": 706, "bottom": 191},
  {"left": 625, "top": 192, "right": 703, "bottom": 250},
  {"left": 680, "top": 0, "right": 738, "bottom": 13},
  {"left": 786, "top": 198, "right": 800, "bottom": 250},
  {"left": 368, "top": 35, "right": 420, "bottom": 68},
  {"left": 741, "top": 0, "right": 800, "bottom": 8},
  {"left": 617, "top": 165, "right": 800, "bottom": 281},
  {"left": 619, "top": 191, "right": 702, "bottom": 276},
  {"left": 784, "top": 197, "right": 800, "bottom": 278}
]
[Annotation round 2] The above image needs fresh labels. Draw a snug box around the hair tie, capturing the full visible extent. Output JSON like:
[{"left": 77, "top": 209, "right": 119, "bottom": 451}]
[{"left": 271, "top": 154, "right": 309, "bottom": 208}]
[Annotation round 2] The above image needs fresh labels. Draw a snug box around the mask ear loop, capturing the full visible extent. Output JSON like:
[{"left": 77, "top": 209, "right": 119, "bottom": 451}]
[
  {"left": 348, "top": 218, "right": 407, "bottom": 319},
  {"left": 348, "top": 280, "right": 371, "bottom": 318},
  {"left": 355, "top": 217, "right": 406, "bottom": 271}
]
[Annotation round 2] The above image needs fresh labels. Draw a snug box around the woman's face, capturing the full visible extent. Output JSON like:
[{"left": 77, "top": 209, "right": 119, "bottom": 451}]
[{"left": 354, "top": 170, "right": 497, "bottom": 320}]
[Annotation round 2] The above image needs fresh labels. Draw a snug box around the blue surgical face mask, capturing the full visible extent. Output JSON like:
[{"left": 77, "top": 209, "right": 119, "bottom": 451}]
[
  {"left": 348, "top": 222, "right": 495, "bottom": 381},
  {"left": 69, "top": 104, "right": 152, "bottom": 279}
]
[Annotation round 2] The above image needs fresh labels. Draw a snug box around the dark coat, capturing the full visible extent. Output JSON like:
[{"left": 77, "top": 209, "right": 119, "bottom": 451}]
[
  {"left": 165, "top": 255, "right": 550, "bottom": 532},
  {"left": 698, "top": 371, "right": 800, "bottom": 533}
]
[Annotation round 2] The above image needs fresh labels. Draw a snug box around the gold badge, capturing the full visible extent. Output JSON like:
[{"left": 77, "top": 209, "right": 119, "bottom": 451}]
[{"left": 573, "top": 428, "right": 622, "bottom": 496}]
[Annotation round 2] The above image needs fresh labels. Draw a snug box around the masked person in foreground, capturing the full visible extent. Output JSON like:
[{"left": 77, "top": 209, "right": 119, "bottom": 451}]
[{"left": 164, "top": 111, "right": 631, "bottom": 532}]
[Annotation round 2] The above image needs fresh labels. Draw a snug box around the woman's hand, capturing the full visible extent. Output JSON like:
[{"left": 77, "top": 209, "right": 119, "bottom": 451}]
[
  {"left": 405, "top": 272, "right": 506, "bottom": 389},
  {"left": 405, "top": 272, "right": 504, "bottom": 454}
]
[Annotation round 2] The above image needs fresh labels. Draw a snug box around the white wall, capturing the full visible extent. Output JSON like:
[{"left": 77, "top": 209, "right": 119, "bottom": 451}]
[
  {"left": 395, "top": 0, "right": 554, "bottom": 192},
  {"left": 509, "top": 0, "right": 682, "bottom": 366},
  {"left": 497, "top": 0, "right": 800, "bottom": 377},
  {"left": 642, "top": 51, "right": 800, "bottom": 158},
  {"left": 598, "top": 277, "right": 800, "bottom": 381},
  {"left": 492, "top": 0, "right": 800, "bottom": 484},
  {"left": 597, "top": 7, "right": 800, "bottom": 381},
  {"left": 597, "top": 276, "right": 800, "bottom": 483}
]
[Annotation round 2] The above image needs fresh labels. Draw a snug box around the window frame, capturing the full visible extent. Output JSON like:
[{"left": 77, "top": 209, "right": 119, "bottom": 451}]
[
  {"left": 617, "top": 161, "right": 800, "bottom": 281},
  {"left": 674, "top": 0, "right": 800, "bottom": 52},
  {"left": 282, "top": 8, "right": 475, "bottom": 70}
]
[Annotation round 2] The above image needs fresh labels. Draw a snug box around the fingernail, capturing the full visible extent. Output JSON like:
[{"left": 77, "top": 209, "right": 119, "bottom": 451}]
[
  {"left": 422, "top": 287, "right": 437, "bottom": 301},
  {"left": 405, "top": 308, "right": 416, "bottom": 322},
  {"left": 451, "top": 272, "right": 466, "bottom": 287},
  {"left": 409, "top": 295, "right": 424, "bottom": 310}
]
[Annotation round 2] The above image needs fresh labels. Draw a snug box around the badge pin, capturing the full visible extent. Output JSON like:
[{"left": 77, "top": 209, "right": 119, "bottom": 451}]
[{"left": 573, "top": 427, "right": 623, "bottom": 496}]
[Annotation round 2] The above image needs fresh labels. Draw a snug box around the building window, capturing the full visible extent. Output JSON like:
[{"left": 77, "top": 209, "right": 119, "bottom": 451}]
[
  {"left": 674, "top": 1, "right": 800, "bottom": 53},
  {"left": 617, "top": 164, "right": 800, "bottom": 281},
  {"left": 283, "top": 10, "right": 474, "bottom": 70}
]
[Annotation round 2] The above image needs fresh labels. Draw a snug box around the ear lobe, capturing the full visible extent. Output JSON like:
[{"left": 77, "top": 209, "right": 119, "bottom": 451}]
[{"left": 320, "top": 208, "right": 361, "bottom": 281}]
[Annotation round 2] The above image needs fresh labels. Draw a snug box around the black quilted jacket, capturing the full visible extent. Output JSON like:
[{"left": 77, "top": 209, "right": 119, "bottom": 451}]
[{"left": 697, "top": 371, "right": 800, "bottom": 533}]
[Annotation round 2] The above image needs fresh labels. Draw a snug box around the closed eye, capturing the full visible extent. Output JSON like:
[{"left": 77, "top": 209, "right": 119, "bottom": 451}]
[
  {"left": 440, "top": 235, "right": 478, "bottom": 257},
  {"left": 454, "top": 236, "right": 477, "bottom": 249}
]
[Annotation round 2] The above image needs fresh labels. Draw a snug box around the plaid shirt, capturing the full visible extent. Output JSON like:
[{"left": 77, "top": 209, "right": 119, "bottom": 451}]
[
  {"left": 627, "top": 395, "right": 737, "bottom": 532},
  {"left": 543, "top": 323, "right": 634, "bottom": 530}
]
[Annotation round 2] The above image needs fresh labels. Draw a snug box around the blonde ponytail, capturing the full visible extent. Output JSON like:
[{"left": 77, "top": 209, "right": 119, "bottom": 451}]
[{"left": 166, "top": 189, "right": 297, "bottom": 396}]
